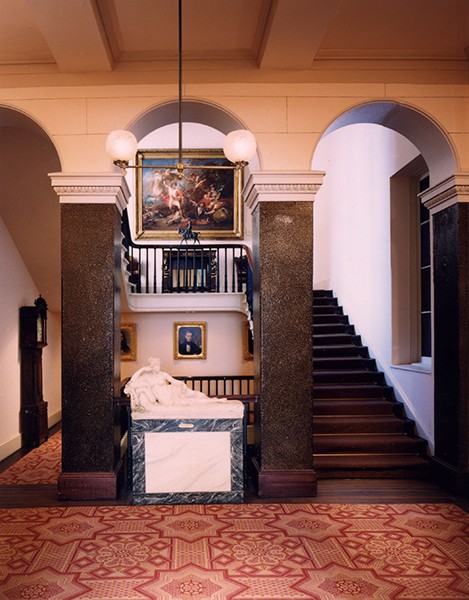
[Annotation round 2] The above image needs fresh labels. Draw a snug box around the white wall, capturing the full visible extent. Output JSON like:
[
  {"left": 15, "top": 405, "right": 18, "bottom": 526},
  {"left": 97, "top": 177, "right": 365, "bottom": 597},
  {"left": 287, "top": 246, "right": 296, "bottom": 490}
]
[
  {"left": 312, "top": 124, "right": 435, "bottom": 451},
  {"left": 0, "top": 218, "right": 61, "bottom": 461},
  {"left": 121, "top": 310, "right": 253, "bottom": 382}
]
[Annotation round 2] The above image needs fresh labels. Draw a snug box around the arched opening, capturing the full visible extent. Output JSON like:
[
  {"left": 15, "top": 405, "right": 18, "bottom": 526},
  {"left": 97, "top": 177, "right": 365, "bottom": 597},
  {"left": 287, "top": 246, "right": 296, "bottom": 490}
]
[
  {"left": 0, "top": 107, "right": 62, "bottom": 311},
  {"left": 312, "top": 101, "right": 457, "bottom": 455},
  {"left": 0, "top": 107, "right": 62, "bottom": 455},
  {"left": 123, "top": 100, "right": 261, "bottom": 242},
  {"left": 118, "top": 100, "right": 258, "bottom": 381}
]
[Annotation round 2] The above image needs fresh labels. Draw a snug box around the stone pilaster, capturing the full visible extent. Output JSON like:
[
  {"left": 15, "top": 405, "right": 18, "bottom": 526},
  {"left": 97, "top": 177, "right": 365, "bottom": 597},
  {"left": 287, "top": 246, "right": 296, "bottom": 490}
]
[
  {"left": 420, "top": 173, "right": 469, "bottom": 495},
  {"left": 51, "top": 173, "right": 130, "bottom": 500},
  {"left": 244, "top": 171, "right": 324, "bottom": 497}
]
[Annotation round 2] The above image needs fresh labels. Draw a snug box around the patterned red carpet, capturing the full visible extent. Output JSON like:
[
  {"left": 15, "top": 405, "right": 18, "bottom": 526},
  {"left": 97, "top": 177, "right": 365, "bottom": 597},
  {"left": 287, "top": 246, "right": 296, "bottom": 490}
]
[
  {"left": 0, "top": 432, "right": 61, "bottom": 485},
  {"left": 0, "top": 502, "right": 468, "bottom": 599}
]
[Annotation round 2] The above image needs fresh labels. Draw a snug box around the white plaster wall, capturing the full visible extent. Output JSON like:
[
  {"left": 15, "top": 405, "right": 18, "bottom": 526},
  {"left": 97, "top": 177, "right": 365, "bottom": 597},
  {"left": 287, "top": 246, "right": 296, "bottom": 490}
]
[
  {"left": 312, "top": 124, "right": 435, "bottom": 451},
  {"left": 120, "top": 311, "right": 253, "bottom": 383},
  {"left": 0, "top": 218, "right": 61, "bottom": 461}
]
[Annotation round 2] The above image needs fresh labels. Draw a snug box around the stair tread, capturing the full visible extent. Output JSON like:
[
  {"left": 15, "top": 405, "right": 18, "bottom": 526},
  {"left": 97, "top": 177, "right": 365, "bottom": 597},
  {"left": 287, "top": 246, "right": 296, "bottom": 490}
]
[
  {"left": 314, "top": 415, "right": 411, "bottom": 423},
  {"left": 313, "top": 454, "right": 429, "bottom": 464},
  {"left": 313, "top": 357, "right": 376, "bottom": 368},
  {"left": 315, "top": 368, "right": 381, "bottom": 374},
  {"left": 314, "top": 433, "right": 427, "bottom": 454},
  {"left": 314, "top": 344, "right": 367, "bottom": 350},
  {"left": 314, "top": 399, "right": 401, "bottom": 415},
  {"left": 313, "top": 454, "right": 430, "bottom": 477},
  {"left": 314, "top": 385, "right": 392, "bottom": 392}
]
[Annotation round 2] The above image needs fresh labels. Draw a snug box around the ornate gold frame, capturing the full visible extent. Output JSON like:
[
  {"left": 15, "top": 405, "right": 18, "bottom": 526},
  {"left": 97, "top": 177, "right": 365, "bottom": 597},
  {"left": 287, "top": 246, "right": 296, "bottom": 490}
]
[
  {"left": 136, "top": 149, "right": 243, "bottom": 240},
  {"left": 120, "top": 323, "right": 136, "bottom": 361},
  {"left": 174, "top": 321, "right": 207, "bottom": 360}
]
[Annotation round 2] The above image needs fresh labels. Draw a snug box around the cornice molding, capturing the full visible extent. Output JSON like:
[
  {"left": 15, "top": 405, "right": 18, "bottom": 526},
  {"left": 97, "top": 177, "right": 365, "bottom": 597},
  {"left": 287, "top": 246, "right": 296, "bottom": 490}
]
[
  {"left": 420, "top": 173, "right": 469, "bottom": 211},
  {"left": 49, "top": 173, "right": 131, "bottom": 213},
  {"left": 244, "top": 171, "right": 325, "bottom": 211}
]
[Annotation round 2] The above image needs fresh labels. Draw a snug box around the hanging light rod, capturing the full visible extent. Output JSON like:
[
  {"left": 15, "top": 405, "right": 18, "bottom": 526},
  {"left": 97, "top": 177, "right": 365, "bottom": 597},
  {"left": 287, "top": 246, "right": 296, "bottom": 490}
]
[{"left": 105, "top": 0, "right": 256, "bottom": 177}]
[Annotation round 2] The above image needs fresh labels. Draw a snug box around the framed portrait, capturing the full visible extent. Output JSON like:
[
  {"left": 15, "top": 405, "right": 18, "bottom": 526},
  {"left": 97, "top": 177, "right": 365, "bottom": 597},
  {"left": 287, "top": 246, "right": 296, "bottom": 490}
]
[
  {"left": 136, "top": 149, "right": 243, "bottom": 240},
  {"left": 243, "top": 321, "right": 253, "bottom": 360},
  {"left": 120, "top": 323, "right": 136, "bottom": 361},
  {"left": 174, "top": 321, "right": 206, "bottom": 360}
]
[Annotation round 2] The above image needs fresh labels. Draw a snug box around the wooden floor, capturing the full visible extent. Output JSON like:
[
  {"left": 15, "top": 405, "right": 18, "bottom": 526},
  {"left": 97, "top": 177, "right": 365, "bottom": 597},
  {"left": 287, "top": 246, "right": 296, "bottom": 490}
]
[
  {"left": 0, "top": 479, "right": 467, "bottom": 510},
  {"left": 1, "top": 425, "right": 467, "bottom": 511}
]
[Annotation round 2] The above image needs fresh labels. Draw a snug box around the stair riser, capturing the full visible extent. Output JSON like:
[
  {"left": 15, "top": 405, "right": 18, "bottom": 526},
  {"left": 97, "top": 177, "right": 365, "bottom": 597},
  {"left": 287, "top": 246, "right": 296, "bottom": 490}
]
[
  {"left": 313, "top": 346, "right": 369, "bottom": 357},
  {"left": 314, "top": 372, "right": 385, "bottom": 384},
  {"left": 314, "top": 333, "right": 362, "bottom": 344},
  {"left": 313, "top": 420, "right": 413, "bottom": 435},
  {"left": 314, "top": 437, "right": 427, "bottom": 454},
  {"left": 314, "top": 358, "right": 376, "bottom": 370},
  {"left": 316, "top": 468, "right": 430, "bottom": 479},
  {"left": 314, "top": 386, "right": 393, "bottom": 399},
  {"left": 314, "top": 401, "right": 402, "bottom": 417},
  {"left": 313, "top": 306, "right": 344, "bottom": 315},
  {"left": 313, "top": 315, "right": 349, "bottom": 325},
  {"left": 313, "top": 324, "right": 355, "bottom": 335}
]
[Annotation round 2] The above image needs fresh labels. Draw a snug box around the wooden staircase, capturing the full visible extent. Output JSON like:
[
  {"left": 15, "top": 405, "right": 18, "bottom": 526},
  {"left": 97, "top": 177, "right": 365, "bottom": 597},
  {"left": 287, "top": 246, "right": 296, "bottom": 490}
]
[{"left": 313, "top": 290, "right": 430, "bottom": 479}]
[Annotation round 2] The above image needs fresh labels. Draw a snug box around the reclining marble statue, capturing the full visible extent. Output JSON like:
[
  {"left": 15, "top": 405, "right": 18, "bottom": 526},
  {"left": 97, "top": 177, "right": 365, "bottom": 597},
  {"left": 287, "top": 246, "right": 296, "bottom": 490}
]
[{"left": 124, "top": 357, "right": 229, "bottom": 412}]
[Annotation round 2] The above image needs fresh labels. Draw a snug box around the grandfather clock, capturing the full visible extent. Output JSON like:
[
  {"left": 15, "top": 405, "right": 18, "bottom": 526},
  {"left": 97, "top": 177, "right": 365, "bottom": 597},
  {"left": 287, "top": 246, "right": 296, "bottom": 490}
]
[{"left": 20, "top": 295, "right": 48, "bottom": 447}]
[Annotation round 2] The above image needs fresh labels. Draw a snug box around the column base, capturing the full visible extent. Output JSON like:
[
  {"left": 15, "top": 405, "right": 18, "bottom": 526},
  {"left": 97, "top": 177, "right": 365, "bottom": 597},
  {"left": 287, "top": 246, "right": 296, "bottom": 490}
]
[
  {"left": 58, "top": 458, "right": 126, "bottom": 501},
  {"left": 251, "top": 458, "right": 317, "bottom": 498}
]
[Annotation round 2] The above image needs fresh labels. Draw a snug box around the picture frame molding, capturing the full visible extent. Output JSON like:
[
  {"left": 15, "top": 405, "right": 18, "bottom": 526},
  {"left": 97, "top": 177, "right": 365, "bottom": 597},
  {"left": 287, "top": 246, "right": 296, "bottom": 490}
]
[
  {"left": 121, "top": 323, "right": 136, "bottom": 361},
  {"left": 174, "top": 321, "right": 207, "bottom": 360},
  {"left": 136, "top": 148, "right": 243, "bottom": 240}
]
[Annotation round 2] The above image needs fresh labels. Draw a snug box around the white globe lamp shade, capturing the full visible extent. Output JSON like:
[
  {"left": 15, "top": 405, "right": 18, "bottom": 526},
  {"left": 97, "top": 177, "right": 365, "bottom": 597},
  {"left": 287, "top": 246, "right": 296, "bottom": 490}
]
[
  {"left": 105, "top": 130, "right": 138, "bottom": 163},
  {"left": 223, "top": 129, "right": 256, "bottom": 164}
]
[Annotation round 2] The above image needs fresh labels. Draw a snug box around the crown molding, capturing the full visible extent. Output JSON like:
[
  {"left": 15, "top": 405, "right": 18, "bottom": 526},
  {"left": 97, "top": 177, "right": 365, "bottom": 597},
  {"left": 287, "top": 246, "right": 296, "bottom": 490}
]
[
  {"left": 49, "top": 173, "right": 131, "bottom": 213},
  {"left": 244, "top": 171, "right": 325, "bottom": 211}
]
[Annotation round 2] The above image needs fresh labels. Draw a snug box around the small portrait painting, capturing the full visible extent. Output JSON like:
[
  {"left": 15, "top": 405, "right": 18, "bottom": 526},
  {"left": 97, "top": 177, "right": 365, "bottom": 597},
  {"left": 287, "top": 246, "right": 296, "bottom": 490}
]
[
  {"left": 174, "top": 322, "right": 206, "bottom": 359},
  {"left": 120, "top": 323, "right": 136, "bottom": 361},
  {"left": 243, "top": 320, "right": 253, "bottom": 360}
]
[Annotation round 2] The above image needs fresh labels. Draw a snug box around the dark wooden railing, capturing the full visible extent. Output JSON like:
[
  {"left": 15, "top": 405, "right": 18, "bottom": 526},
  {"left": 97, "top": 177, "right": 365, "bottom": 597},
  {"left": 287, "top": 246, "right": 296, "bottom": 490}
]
[
  {"left": 122, "top": 210, "right": 253, "bottom": 297},
  {"left": 176, "top": 375, "right": 254, "bottom": 396}
]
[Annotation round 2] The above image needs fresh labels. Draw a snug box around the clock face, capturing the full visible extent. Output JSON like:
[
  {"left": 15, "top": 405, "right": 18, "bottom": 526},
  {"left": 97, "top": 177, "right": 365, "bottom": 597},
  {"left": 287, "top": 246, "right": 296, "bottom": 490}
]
[{"left": 37, "top": 315, "right": 43, "bottom": 342}]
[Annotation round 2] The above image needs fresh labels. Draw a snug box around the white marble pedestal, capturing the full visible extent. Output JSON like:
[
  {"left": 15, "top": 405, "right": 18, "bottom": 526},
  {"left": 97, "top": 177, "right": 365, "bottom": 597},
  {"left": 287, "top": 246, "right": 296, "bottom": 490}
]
[{"left": 131, "top": 401, "right": 245, "bottom": 504}]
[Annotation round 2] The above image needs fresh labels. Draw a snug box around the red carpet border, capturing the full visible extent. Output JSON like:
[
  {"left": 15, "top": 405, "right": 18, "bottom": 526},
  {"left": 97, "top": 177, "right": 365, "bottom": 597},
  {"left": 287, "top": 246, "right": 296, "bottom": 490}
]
[
  {"left": 0, "top": 432, "right": 61, "bottom": 485},
  {"left": 0, "top": 502, "right": 468, "bottom": 599}
]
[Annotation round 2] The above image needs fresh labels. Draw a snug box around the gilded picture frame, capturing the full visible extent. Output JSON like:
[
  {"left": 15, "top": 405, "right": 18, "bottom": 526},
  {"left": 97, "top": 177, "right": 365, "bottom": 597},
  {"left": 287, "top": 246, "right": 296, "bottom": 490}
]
[
  {"left": 136, "top": 149, "right": 243, "bottom": 240},
  {"left": 243, "top": 320, "right": 253, "bottom": 360},
  {"left": 174, "top": 321, "right": 207, "bottom": 360},
  {"left": 120, "top": 323, "right": 136, "bottom": 361}
]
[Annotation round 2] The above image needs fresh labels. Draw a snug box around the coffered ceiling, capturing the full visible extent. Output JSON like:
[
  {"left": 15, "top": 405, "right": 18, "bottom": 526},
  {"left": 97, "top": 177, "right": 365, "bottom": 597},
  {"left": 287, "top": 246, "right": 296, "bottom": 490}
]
[{"left": 1, "top": 0, "right": 468, "bottom": 78}]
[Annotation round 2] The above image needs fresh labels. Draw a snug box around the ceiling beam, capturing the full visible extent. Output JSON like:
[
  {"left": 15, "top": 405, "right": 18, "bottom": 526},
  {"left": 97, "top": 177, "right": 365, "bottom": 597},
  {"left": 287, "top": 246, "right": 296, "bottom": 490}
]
[
  {"left": 258, "top": 0, "right": 341, "bottom": 69},
  {"left": 26, "top": 0, "right": 113, "bottom": 72}
]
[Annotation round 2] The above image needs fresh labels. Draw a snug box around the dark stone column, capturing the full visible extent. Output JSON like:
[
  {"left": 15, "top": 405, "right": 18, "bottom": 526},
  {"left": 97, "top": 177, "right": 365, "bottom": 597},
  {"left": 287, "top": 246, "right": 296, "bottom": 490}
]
[
  {"left": 421, "top": 175, "right": 469, "bottom": 496},
  {"left": 51, "top": 174, "right": 130, "bottom": 500},
  {"left": 244, "top": 171, "right": 324, "bottom": 497}
]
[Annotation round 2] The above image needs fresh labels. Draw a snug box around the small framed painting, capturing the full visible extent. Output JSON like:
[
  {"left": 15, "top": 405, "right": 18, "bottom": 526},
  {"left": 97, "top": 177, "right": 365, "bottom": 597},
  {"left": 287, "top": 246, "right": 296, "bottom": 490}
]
[
  {"left": 243, "top": 321, "right": 253, "bottom": 360},
  {"left": 120, "top": 323, "right": 136, "bottom": 361},
  {"left": 174, "top": 322, "right": 206, "bottom": 359}
]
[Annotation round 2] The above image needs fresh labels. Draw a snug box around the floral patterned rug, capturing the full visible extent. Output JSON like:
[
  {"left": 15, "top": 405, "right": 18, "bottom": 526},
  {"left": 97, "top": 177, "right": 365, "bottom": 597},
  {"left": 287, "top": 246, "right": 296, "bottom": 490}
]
[
  {"left": 0, "top": 502, "right": 468, "bottom": 599},
  {"left": 0, "top": 432, "right": 61, "bottom": 485}
]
